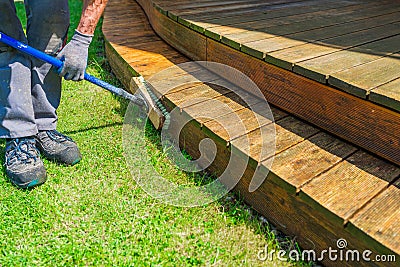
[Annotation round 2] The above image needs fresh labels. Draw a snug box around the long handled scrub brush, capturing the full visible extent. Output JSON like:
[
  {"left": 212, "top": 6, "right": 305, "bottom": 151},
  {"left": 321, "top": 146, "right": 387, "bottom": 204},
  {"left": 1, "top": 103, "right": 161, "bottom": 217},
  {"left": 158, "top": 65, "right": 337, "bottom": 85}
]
[{"left": 0, "top": 31, "right": 167, "bottom": 130}]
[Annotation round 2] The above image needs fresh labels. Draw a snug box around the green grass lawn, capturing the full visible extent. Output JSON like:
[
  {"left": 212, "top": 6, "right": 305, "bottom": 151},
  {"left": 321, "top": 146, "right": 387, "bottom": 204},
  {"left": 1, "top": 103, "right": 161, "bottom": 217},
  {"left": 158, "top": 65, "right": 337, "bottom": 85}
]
[{"left": 0, "top": 1, "right": 309, "bottom": 266}]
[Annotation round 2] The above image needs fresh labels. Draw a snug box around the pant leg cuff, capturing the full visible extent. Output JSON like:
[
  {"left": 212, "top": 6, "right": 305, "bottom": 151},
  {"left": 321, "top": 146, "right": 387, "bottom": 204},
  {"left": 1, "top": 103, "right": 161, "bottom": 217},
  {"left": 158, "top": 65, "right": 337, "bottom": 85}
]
[{"left": 0, "top": 128, "right": 39, "bottom": 139}]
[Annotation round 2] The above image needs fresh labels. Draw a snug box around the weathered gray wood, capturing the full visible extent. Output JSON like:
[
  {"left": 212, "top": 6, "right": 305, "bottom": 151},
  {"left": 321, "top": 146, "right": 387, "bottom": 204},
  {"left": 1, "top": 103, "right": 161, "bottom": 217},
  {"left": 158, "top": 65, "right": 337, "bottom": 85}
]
[
  {"left": 328, "top": 52, "right": 400, "bottom": 98},
  {"left": 369, "top": 78, "right": 400, "bottom": 112},
  {"left": 294, "top": 35, "right": 400, "bottom": 83}
]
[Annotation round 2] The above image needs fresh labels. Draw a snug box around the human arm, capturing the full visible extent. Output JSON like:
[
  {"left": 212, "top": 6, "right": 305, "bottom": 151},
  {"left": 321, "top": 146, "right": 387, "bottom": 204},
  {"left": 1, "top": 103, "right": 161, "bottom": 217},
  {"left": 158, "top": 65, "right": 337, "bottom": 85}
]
[
  {"left": 77, "top": 0, "right": 109, "bottom": 35},
  {"left": 58, "top": 0, "right": 109, "bottom": 81}
]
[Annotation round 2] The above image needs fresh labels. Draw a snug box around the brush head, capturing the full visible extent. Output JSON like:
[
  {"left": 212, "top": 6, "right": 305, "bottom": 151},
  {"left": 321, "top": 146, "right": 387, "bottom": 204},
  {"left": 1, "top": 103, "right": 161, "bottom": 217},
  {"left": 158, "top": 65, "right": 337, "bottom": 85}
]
[{"left": 130, "top": 76, "right": 166, "bottom": 130}]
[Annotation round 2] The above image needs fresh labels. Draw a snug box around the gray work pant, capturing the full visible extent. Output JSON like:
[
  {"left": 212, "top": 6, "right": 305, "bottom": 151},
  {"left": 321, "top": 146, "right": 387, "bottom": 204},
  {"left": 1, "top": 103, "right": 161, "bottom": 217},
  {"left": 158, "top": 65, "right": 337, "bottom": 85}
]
[{"left": 0, "top": 0, "right": 69, "bottom": 138}]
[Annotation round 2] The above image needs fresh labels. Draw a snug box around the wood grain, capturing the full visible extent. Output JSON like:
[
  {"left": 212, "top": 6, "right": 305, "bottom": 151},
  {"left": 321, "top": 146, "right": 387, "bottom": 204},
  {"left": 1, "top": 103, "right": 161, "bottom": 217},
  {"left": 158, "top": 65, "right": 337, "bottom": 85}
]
[
  {"left": 206, "top": 39, "right": 400, "bottom": 166},
  {"left": 294, "top": 35, "right": 400, "bottom": 83},
  {"left": 328, "top": 52, "right": 400, "bottom": 98},
  {"left": 349, "top": 179, "right": 400, "bottom": 256},
  {"left": 301, "top": 150, "right": 400, "bottom": 221},
  {"left": 265, "top": 22, "right": 400, "bottom": 71},
  {"left": 369, "top": 78, "right": 400, "bottom": 112}
]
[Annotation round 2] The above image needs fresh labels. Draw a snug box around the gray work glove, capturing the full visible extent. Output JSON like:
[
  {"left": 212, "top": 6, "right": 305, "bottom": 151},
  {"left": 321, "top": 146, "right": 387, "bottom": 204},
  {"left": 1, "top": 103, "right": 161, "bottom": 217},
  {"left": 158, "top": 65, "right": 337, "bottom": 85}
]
[{"left": 57, "top": 30, "right": 93, "bottom": 81}]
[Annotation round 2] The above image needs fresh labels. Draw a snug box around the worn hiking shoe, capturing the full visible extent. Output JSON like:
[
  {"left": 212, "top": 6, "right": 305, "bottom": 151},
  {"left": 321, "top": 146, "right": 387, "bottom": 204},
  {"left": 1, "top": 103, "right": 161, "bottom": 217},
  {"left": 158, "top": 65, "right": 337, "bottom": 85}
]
[
  {"left": 35, "top": 130, "right": 82, "bottom": 166},
  {"left": 5, "top": 137, "right": 47, "bottom": 189}
]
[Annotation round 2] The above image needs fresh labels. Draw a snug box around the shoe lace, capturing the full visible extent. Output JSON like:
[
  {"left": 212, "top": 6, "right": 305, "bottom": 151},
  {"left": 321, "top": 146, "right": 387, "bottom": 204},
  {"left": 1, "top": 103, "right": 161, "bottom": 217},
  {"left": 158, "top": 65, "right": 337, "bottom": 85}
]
[
  {"left": 5, "top": 138, "right": 39, "bottom": 166},
  {"left": 46, "top": 130, "right": 73, "bottom": 143}
]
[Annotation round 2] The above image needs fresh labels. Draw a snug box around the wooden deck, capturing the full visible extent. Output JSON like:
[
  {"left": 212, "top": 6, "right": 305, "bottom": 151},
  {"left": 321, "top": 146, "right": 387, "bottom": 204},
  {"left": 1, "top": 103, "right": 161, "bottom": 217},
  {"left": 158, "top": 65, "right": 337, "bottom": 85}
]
[
  {"left": 140, "top": 0, "right": 400, "bottom": 167},
  {"left": 159, "top": 0, "right": 400, "bottom": 102},
  {"left": 103, "top": 0, "right": 400, "bottom": 266}
]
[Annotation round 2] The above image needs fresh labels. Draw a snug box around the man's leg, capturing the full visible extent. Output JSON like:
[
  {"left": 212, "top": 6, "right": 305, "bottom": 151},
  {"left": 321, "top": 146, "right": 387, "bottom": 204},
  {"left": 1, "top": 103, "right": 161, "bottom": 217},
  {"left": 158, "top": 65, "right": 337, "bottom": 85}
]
[
  {"left": 0, "top": 0, "right": 46, "bottom": 188},
  {"left": 26, "top": 0, "right": 82, "bottom": 166},
  {"left": 0, "top": 0, "right": 37, "bottom": 138},
  {"left": 25, "top": 0, "right": 70, "bottom": 130}
]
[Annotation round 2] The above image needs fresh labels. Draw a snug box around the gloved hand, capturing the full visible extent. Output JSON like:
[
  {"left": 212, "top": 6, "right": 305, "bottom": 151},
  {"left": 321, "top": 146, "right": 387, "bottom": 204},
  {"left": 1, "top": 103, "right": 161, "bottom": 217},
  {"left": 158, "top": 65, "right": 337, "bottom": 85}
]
[{"left": 57, "top": 30, "right": 93, "bottom": 81}]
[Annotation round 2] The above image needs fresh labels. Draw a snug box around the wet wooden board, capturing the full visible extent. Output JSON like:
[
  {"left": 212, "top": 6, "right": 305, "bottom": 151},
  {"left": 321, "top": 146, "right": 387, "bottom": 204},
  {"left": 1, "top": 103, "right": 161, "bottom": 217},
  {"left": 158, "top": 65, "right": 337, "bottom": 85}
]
[
  {"left": 178, "top": 0, "right": 350, "bottom": 35},
  {"left": 181, "top": 88, "right": 267, "bottom": 125},
  {"left": 174, "top": 0, "right": 365, "bottom": 26},
  {"left": 202, "top": 101, "right": 277, "bottom": 142},
  {"left": 231, "top": 115, "right": 318, "bottom": 162},
  {"left": 151, "top": 0, "right": 400, "bottom": 114},
  {"left": 165, "top": 0, "right": 305, "bottom": 20},
  {"left": 217, "top": 1, "right": 399, "bottom": 46}
]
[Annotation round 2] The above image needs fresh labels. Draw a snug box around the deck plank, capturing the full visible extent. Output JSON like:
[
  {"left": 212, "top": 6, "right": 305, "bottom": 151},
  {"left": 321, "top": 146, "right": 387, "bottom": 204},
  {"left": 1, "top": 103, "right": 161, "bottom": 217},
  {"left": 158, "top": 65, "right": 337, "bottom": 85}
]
[
  {"left": 369, "top": 78, "right": 400, "bottom": 112},
  {"left": 204, "top": 0, "right": 356, "bottom": 33},
  {"left": 262, "top": 22, "right": 400, "bottom": 68},
  {"left": 166, "top": 0, "right": 306, "bottom": 19},
  {"left": 202, "top": 101, "right": 275, "bottom": 142},
  {"left": 328, "top": 52, "right": 400, "bottom": 98},
  {"left": 301, "top": 151, "right": 400, "bottom": 221},
  {"left": 219, "top": 2, "right": 399, "bottom": 48},
  {"left": 206, "top": 38, "right": 400, "bottom": 165},
  {"left": 293, "top": 35, "right": 400, "bottom": 83},
  {"left": 231, "top": 115, "right": 318, "bottom": 162},
  {"left": 264, "top": 132, "right": 357, "bottom": 191},
  {"left": 161, "top": 0, "right": 400, "bottom": 114},
  {"left": 183, "top": 0, "right": 359, "bottom": 35},
  {"left": 182, "top": 88, "right": 268, "bottom": 125},
  {"left": 349, "top": 179, "right": 400, "bottom": 255}
]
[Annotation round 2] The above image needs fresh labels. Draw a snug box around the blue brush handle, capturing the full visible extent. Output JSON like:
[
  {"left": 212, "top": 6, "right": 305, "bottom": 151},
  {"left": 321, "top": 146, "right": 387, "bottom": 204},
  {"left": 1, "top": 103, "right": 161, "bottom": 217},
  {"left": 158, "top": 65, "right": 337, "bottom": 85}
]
[{"left": 0, "top": 31, "right": 144, "bottom": 106}]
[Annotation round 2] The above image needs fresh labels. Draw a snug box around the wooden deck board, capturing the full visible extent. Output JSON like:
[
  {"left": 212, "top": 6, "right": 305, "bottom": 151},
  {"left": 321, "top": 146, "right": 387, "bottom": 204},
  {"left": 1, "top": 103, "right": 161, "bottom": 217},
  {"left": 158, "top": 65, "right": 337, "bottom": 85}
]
[
  {"left": 266, "top": 132, "right": 357, "bottom": 191},
  {"left": 369, "top": 78, "right": 400, "bottom": 112},
  {"left": 348, "top": 179, "right": 400, "bottom": 256},
  {"left": 218, "top": 2, "right": 400, "bottom": 49},
  {"left": 181, "top": 0, "right": 357, "bottom": 35},
  {"left": 202, "top": 102, "right": 271, "bottom": 141},
  {"left": 182, "top": 89, "right": 269, "bottom": 125},
  {"left": 301, "top": 151, "right": 400, "bottom": 221},
  {"left": 231, "top": 115, "right": 318, "bottom": 162},
  {"left": 176, "top": 0, "right": 362, "bottom": 25},
  {"left": 262, "top": 22, "right": 400, "bottom": 69},
  {"left": 206, "top": 38, "right": 400, "bottom": 166},
  {"left": 165, "top": 0, "right": 305, "bottom": 18},
  {"left": 104, "top": 0, "right": 400, "bottom": 264},
  {"left": 221, "top": 10, "right": 400, "bottom": 50},
  {"left": 294, "top": 35, "right": 400, "bottom": 83},
  {"left": 203, "top": 0, "right": 354, "bottom": 31},
  {"left": 328, "top": 52, "right": 400, "bottom": 98}
]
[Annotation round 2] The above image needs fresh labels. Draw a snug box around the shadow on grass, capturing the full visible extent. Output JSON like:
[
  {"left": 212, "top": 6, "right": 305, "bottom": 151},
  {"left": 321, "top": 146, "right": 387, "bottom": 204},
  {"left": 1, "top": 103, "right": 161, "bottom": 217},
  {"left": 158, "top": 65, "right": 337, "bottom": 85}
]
[{"left": 63, "top": 122, "right": 123, "bottom": 135}]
